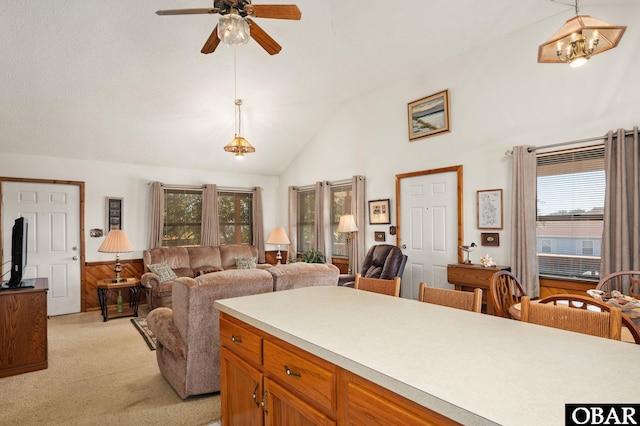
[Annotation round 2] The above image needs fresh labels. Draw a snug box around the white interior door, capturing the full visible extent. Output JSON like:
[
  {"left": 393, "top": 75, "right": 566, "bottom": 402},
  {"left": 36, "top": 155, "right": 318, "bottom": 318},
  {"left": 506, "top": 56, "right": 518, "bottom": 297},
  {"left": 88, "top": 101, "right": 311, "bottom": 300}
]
[
  {"left": 399, "top": 171, "right": 458, "bottom": 299},
  {"left": 2, "top": 182, "right": 81, "bottom": 316}
]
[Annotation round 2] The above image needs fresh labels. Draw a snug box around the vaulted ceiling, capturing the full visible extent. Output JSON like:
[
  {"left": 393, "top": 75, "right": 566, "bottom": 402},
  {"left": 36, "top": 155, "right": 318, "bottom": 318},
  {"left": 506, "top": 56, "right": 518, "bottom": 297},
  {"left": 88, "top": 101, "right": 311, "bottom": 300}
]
[{"left": 1, "top": 1, "right": 636, "bottom": 175}]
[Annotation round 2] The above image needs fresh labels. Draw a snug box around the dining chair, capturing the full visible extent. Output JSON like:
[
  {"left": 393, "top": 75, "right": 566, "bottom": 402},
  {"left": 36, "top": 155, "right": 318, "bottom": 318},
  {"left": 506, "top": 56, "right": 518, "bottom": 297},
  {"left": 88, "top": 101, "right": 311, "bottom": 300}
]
[
  {"left": 418, "top": 283, "right": 482, "bottom": 313},
  {"left": 354, "top": 273, "right": 401, "bottom": 297},
  {"left": 596, "top": 270, "right": 640, "bottom": 297},
  {"left": 520, "top": 296, "right": 623, "bottom": 341},
  {"left": 489, "top": 270, "right": 526, "bottom": 318},
  {"left": 536, "top": 293, "right": 640, "bottom": 344}
]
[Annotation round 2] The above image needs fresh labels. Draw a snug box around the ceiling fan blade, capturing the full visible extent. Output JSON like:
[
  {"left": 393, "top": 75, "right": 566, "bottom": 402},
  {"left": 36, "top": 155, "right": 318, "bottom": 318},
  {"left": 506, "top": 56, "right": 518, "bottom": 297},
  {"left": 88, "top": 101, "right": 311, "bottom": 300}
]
[
  {"left": 250, "top": 5, "right": 301, "bottom": 20},
  {"left": 247, "top": 19, "right": 282, "bottom": 55},
  {"left": 201, "top": 25, "right": 222, "bottom": 54},
  {"left": 156, "top": 8, "right": 220, "bottom": 16}
]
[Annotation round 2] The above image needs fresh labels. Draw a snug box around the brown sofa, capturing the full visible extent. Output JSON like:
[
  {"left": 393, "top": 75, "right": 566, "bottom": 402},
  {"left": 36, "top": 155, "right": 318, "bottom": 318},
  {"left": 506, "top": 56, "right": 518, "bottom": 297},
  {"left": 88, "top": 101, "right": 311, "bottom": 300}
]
[
  {"left": 141, "top": 244, "right": 270, "bottom": 309},
  {"left": 146, "top": 262, "right": 340, "bottom": 399}
]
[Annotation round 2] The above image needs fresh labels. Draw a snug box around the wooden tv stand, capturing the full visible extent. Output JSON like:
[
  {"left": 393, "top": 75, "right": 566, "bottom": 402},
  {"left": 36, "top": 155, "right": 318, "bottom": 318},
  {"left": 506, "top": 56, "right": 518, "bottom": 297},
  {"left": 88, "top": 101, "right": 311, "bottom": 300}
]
[{"left": 0, "top": 278, "right": 49, "bottom": 377}]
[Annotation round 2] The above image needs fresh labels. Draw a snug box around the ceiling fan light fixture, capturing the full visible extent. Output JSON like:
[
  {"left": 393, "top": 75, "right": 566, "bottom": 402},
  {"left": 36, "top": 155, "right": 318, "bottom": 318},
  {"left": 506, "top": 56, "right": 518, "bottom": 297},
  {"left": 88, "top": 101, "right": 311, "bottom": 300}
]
[
  {"left": 538, "top": 1, "right": 626, "bottom": 66},
  {"left": 218, "top": 12, "right": 250, "bottom": 46}
]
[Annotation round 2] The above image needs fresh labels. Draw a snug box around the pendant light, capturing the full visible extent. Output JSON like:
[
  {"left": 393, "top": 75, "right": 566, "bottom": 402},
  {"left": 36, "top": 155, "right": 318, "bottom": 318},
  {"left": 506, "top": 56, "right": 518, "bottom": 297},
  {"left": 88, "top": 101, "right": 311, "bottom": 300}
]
[{"left": 223, "top": 48, "right": 255, "bottom": 158}]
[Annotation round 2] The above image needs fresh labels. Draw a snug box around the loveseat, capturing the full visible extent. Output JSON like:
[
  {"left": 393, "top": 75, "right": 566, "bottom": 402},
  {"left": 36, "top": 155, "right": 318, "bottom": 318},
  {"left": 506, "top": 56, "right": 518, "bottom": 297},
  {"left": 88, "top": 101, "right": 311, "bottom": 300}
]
[
  {"left": 141, "top": 244, "right": 270, "bottom": 309},
  {"left": 146, "top": 262, "right": 340, "bottom": 399}
]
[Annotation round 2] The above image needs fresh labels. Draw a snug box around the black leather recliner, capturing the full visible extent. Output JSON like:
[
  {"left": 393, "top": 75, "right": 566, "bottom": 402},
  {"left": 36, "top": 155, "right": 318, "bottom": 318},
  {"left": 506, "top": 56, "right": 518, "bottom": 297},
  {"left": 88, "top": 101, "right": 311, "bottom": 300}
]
[{"left": 339, "top": 244, "right": 407, "bottom": 287}]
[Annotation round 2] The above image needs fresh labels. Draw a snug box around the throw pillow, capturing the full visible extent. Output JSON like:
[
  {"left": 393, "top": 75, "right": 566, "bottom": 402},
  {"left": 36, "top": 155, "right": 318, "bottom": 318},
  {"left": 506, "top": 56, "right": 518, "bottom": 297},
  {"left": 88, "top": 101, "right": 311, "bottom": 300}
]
[
  {"left": 235, "top": 257, "right": 257, "bottom": 270},
  {"left": 147, "top": 262, "right": 178, "bottom": 283}
]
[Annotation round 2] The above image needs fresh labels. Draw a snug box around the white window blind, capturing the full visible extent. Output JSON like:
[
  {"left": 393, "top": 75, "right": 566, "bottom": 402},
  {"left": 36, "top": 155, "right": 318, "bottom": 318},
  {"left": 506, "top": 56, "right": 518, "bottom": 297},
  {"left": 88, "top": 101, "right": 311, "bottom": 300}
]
[{"left": 536, "top": 145, "right": 604, "bottom": 280}]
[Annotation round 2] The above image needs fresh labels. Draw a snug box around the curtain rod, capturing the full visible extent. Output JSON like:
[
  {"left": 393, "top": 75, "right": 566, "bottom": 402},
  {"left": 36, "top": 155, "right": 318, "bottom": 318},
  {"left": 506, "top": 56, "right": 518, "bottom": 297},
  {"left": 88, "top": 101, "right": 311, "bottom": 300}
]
[{"left": 505, "top": 130, "right": 634, "bottom": 155}]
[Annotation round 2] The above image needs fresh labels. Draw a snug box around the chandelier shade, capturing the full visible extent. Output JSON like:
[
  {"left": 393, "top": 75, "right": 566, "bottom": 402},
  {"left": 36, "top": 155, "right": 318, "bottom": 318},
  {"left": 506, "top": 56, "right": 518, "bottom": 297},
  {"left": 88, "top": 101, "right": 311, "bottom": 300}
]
[
  {"left": 538, "top": 5, "right": 626, "bottom": 67},
  {"left": 224, "top": 134, "right": 255, "bottom": 158},
  {"left": 218, "top": 12, "right": 251, "bottom": 46}
]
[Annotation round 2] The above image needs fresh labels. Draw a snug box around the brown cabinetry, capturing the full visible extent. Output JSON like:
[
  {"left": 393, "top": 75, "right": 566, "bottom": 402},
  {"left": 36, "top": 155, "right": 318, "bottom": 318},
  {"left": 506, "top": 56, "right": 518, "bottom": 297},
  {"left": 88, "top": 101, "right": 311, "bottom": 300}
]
[
  {"left": 0, "top": 278, "right": 48, "bottom": 378},
  {"left": 220, "top": 312, "right": 457, "bottom": 425},
  {"left": 447, "top": 263, "right": 510, "bottom": 314}
]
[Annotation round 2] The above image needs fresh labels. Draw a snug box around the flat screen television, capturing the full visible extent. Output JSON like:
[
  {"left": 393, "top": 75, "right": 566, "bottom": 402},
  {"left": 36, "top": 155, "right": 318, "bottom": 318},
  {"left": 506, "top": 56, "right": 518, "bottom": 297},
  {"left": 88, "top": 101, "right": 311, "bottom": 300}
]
[{"left": 7, "top": 217, "right": 28, "bottom": 288}]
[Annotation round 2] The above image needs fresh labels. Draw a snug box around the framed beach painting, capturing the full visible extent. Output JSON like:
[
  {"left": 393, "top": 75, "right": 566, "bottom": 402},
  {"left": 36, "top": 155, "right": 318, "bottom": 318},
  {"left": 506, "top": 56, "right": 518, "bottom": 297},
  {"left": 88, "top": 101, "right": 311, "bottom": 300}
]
[{"left": 408, "top": 89, "right": 450, "bottom": 141}]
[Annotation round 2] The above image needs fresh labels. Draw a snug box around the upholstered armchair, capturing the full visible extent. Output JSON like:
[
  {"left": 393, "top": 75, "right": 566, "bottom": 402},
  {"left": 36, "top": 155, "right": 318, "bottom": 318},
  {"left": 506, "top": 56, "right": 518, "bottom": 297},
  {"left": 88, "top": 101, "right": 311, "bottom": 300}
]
[{"left": 338, "top": 244, "right": 407, "bottom": 287}]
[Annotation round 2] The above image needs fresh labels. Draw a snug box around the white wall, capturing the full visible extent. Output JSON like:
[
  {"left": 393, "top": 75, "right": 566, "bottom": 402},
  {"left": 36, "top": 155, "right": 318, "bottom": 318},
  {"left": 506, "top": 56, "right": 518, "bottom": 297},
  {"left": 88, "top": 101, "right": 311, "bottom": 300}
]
[
  {"left": 279, "top": 5, "right": 640, "bottom": 266},
  {"left": 0, "top": 153, "right": 280, "bottom": 262}
]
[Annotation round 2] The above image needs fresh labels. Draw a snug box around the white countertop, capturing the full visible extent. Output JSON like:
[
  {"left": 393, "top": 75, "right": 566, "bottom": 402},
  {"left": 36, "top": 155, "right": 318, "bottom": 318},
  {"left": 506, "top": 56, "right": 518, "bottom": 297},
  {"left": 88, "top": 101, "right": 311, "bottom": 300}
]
[{"left": 214, "top": 286, "right": 640, "bottom": 426}]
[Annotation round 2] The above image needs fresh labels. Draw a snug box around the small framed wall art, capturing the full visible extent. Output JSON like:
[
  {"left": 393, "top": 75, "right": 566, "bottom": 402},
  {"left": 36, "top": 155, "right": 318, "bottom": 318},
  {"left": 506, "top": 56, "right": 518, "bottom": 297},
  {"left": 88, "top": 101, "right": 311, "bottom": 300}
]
[
  {"left": 477, "top": 189, "right": 503, "bottom": 230},
  {"left": 481, "top": 232, "right": 500, "bottom": 247},
  {"left": 106, "top": 197, "right": 123, "bottom": 231},
  {"left": 408, "top": 89, "right": 450, "bottom": 141},
  {"left": 374, "top": 231, "right": 386, "bottom": 242},
  {"left": 369, "top": 199, "right": 391, "bottom": 225}
]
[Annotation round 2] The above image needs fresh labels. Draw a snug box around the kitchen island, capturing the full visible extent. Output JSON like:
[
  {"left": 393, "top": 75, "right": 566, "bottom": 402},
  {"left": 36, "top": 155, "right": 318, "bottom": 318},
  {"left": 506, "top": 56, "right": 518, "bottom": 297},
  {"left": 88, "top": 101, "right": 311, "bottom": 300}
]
[{"left": 214, "top": 285, "right": 639, "bottom": 425}]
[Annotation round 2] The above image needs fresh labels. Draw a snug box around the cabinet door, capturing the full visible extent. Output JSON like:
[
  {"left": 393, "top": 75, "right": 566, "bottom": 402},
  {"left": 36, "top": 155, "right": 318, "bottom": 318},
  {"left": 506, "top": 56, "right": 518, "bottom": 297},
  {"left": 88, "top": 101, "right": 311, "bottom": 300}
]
[
  {"left": 264, "top": 377, "right": 335, "bottom": 426},
  {"left": 220, "top": 347, "right": 264, "bottom": 425}
]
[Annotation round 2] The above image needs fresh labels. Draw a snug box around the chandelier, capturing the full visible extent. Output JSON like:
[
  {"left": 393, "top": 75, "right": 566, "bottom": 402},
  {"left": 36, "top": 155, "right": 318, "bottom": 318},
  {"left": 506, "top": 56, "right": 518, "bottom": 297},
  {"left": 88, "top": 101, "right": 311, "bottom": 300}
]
[
  {"left": 538, "top": 0, "right": 626, "bottom": 67},
  {"left": 224, "top": 99, "right": 255, "bottom": 158},
  {"left": 217, "top": 11, "right": 250, "bottom": 46}
]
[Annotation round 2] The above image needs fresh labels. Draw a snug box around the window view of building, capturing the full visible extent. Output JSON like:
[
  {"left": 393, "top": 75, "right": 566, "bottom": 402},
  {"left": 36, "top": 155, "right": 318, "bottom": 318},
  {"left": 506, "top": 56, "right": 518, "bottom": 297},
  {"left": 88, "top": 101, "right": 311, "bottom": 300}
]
[{"left": 536, "top": 146, "right": 604, "bottom": 280}]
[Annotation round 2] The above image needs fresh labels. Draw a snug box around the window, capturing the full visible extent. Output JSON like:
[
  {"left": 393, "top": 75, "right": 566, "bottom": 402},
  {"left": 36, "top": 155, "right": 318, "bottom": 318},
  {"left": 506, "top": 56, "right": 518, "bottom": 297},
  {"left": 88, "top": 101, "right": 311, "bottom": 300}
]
[
  {"left": 536, "top": 146, "right": 604, "bottom": 280},
  {"left": 297, "top": 189, "right": 316, "bottom": 253},
  {"left": 330, "top": 184, "right": 352, "bottom": 257},
  {"left": 163, "top": 188, "right": 202, "bottom": 246},
  {"left": 218, "top": 191, "right": 253, "bottom": 244},
  {"left": 162, "top": 187, "right": 253, "bottom": 247}
]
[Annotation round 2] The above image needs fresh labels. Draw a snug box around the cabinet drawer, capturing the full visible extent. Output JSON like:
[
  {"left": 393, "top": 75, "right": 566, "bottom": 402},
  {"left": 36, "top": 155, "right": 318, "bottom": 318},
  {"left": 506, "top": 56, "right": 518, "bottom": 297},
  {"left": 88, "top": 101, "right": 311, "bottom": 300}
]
[
  {"left": 220, "top": 316, "right": 262, "bottom": 366},
  {"left": 263, "top": 340, "right": 337, "bottom": 413}
]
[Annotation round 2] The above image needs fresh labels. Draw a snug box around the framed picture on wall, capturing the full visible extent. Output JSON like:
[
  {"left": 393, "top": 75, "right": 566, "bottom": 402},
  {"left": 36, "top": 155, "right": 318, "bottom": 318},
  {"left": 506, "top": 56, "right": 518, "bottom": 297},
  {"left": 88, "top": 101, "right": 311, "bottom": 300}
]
[
  {"left": 369, "top": 199, "right": 391, "bottom": 224},
  {"left": 106, "top": 197, "right": 123, "bottom": 231},
  {"left": 408, "top": 89, "right": 450, "bottom": 141},
  {"left": 477, "top": 189, "right": 503, "bottom": 229}
]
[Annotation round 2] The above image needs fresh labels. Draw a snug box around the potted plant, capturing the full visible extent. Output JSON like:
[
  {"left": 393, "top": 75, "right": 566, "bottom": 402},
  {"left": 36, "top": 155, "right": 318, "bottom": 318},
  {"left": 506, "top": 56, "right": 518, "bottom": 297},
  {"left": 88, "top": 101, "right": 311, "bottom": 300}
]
[{"left": 293, "top": 249, "right": 326, "bottom": 264}]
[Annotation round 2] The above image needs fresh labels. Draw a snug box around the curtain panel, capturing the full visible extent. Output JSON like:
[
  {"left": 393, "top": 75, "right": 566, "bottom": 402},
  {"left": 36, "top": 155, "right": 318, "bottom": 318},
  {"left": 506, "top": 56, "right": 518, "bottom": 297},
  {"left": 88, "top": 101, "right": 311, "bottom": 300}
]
[
  {"left": 253, "top": 187, "right": 265, "bottom": 263},
  {"left": 288, "top": 186, "right": 298, "bottom": 257},
  {"left": 148, "top": 181, "right": 164, "bottom": 249},
  {"left": 510, "top": 146, "right": 540, "bottom": 297},
  {"left": 601, "top": 127, "right": 640, "bottom": 275},
  {"left": 351, "top": 175, "right": 366, "bottom": 274},
  {"left": 201, "top": 184, "right": 219, "bottom": 247}
]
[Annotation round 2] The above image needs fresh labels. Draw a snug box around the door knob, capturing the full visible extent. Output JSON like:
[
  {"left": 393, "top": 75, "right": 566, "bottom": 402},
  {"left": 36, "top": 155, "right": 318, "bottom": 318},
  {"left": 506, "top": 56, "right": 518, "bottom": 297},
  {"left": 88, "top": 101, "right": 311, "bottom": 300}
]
[
  {"left": 401, "top": 244, "right": 407, "bottom": 249},
  {"left": 72, "top": 256, "right": 79, "bottom": 261},
  {"left": 72, "top": 246, "right": 78, "bottom": 251}
]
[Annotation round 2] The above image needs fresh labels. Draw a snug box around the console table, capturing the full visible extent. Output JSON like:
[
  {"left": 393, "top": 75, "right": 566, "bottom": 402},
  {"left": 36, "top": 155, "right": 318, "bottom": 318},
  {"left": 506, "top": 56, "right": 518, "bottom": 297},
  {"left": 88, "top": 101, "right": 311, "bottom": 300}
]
[
  {"left": 0, "top": 278, "right": 48, "bottom": 378},
  {"left": 446, "top": 263, "right": 510, "bottom": 315}
]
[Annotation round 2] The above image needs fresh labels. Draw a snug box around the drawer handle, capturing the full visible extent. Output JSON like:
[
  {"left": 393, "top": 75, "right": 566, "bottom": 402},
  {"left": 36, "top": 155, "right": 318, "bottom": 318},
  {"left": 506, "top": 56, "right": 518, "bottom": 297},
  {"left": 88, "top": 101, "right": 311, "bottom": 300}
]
[
  {"left": 231, "top": 335, "right": 243, "bottom": 344},
  {"left": 284, "top": 365, "right": 302, "bottom": 378}
]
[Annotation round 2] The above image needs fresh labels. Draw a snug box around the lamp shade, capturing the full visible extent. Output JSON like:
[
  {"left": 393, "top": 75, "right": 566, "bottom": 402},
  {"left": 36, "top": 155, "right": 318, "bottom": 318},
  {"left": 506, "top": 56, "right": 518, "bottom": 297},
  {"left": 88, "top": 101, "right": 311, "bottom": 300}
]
[
  {"left": 98, "top": 230, "right": 134, "bottom": 253},
  {"left": 337, "top": 215, "right": 358, "bottom": 233},
  {"left": 266, "top": 227, "right": 290, "bottom": 245}
]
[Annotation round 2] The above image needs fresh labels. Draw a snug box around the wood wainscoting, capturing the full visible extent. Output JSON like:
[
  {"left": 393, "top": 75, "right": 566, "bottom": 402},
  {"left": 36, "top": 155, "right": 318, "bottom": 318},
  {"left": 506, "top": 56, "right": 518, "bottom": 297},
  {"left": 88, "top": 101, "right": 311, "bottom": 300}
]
[
  {"left": 85, "top": 259, "right": 144, "bottom": 312},
  {"left": 539, "top": 277, "right": 596, "bottom": 299}
]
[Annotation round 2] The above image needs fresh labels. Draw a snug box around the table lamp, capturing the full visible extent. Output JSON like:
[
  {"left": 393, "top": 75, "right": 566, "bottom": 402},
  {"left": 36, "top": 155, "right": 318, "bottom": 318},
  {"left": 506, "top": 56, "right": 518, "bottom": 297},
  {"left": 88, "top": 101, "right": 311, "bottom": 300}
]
[
  {"left": 266, "top": 227, "right": 290, "bottom": 265},
  {"left": 337, "top": 214, "right": 358, "bottom": 273},
  {"left": 98, "top": 230, "right": 134, "bottom": 282}
]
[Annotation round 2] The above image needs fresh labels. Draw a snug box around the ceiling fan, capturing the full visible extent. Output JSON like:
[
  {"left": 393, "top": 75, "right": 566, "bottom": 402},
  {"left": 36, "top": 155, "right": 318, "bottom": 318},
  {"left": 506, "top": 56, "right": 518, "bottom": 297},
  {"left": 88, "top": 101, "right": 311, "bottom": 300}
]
[{"left": 156, "top": 0, "right": 301, "bottom": 55}]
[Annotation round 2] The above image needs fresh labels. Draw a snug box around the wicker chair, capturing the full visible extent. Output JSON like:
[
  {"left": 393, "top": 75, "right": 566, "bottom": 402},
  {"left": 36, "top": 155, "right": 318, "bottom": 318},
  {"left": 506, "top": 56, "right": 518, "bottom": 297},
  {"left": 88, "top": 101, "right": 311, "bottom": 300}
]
[
  {"left": 520, "top": 296, "right": 623, "bottom": 341},
  {"left": 596, "top": 270, "right": 640, "bottom": 298},
  {"left": 536, "top": 293, "right": 640, "bottom": 344},
  {"left": 418, "top": 283, "right": 482, "bottom": 313},
  {"left": 489, "top": 270, "right": 526, "bottom": 318},
  {"left": 354, "top": 274, "right": 401, "bottom": 297}
]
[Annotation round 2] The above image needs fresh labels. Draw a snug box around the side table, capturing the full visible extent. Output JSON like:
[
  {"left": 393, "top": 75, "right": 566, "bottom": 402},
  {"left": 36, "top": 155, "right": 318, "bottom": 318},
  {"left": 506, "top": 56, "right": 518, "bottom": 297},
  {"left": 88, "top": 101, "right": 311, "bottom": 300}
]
[{"left": 97, "top": 278, "right": 142, "bottom": 322}]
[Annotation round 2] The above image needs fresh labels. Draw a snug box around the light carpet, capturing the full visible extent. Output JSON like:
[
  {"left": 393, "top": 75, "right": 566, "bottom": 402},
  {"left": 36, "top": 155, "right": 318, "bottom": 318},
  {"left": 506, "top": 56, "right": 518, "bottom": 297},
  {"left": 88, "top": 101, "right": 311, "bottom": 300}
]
[{"left": 0, "top": 307, "right": 220, "bottom": 426}]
